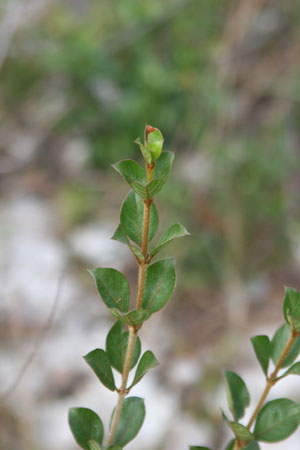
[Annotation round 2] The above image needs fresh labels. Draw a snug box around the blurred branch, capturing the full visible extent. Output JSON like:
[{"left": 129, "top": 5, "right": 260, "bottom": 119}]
[{"left": 0, "top": 272, "right": 65, "bottom": 405}]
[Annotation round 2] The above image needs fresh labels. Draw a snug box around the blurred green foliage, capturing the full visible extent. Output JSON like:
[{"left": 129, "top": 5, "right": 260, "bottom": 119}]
[{"left": 1, "top": 0, "right": 300, "bottom": 289}]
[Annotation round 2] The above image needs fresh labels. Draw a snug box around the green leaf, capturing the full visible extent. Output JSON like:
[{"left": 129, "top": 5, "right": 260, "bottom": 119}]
[
  {"left": 129, "top": 245, "right": 144, "bottom": 261},
  {"left": 225, "top": 421, "right": 254, "bottom": 442},
  {"left": 154, "top": 151, "right": 174, "bottom": 182},
  {"left": 135, "top": 137, "right": 152, "bottom": 165},
  {"left": 130, "top": 178, "right": 165, "bottom": 199},
  {"left": 145, "top": 128, "right": 163, "bottom": 161},
  {"left": 189, "top": 447, "right": 212, "bottom": 450},
  {"left": 106, "top": 321, "right": 141, "bottom": 373},
  {"left": 251, "top": 335, "right": 271, "bottom": 376},
  {"left": 90, "top": 268, "right": 130, "bottom": 313},
  {"left": 111, "top": 224, "right": 130, "bottom": 245},
  {"left": 224, "top": 370, "right": 250, "bottom": 421},
  {"left": 142, "top": 258, "right": 176, "bottom": 312},
  {"left": 222, "top": 411, "right": 254, "bottom": 442},
  {"left": 130, "top": 350, "right": 159, "bottom": 388},
  {"left": 111, "top": 397, "right": 145, "bottom": 446},
  {"left": 84, "top": 349, "right": 115, "bottom": 391},
  {"left": 68, "top": 408, "right": 103, "bottom": 449},
  {"left": 283, "top": 286, "right": 300, "bottom": 332},
  {"left": 108, "top": 308, "right": 151, "bottom": 326},
  {"left": 271, "top": 324, "right": 300, "bottom": 368},
  {"left": 276, "top": 361, "right": 300, "bottom": 380},
  {"left": 111, "top": 224, "right": 144, "bottom": 261},
  {"left": 120, "top": 191, "right": 158, "bottom": 245},
  {"left": 88, "top": 441, "right": 101, "bottom": 450},
  {"left": 151, "top": 223, "right": 190, "bottom": 256},
  {"left": 226, "top": 440, "right": 260, "bottom": 450},
  {"left": 254, "top": 398, "right": 300, "bottom": 441},
  {"left": 113, "top": 160, "right": 146, "bottom": 185}
]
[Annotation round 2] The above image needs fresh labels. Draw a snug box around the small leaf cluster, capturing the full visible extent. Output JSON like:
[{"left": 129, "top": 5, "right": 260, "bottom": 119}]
[
  {"left": 68, "top": 126, "right": 189, "bottom": 449},
  {"left": 190, "top": 287, "right": 300, "bottom": 450}
]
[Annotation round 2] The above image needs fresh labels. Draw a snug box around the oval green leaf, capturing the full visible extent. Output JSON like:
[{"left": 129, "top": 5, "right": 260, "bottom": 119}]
[
  {"left": 277, "top": 361, "right": 300, "bottom": 380},
  {"left": 90, "top": 268, "right": 130, "bottom": 312},
  {"left": 106, "top": 321, "right": 141, "bottom": 373},
  {"left": 271, "top": 324, "right": 300, "bottom": 368},
  {"left": 130, "top": 178, "right": 164, "bottom": 199},
  {"left": 224, "top": 370, "right": 250, "bottom": 421},
  {"left": 68, "top": 407, "right": 103, "bottom": 449},
  {"left": 226, "top": 440, "right": 260, "bottom": 450},
  {"left": 251, "top": 335, "right": 271, "bottom": 376},
  {"left": 113, "top": 160, "right": 146, "bottom": 185},
  {"left": 111, "top": 397, "right": 145, "bottom": 446},
  {"left": 154, "top": 151, "right": 174, "bottom": 182},
  {"left": 130, "top": 350, "right": 159, "bottom": 388},
  {"left": 142, "top": 258, "right": 176, "bottom": 312},
  {"left": 151, "top": 222, "right": 190, "bottom": 257},
  {"left": 84, "top": 349, "right": 115, "bottom": 391},
  {"left": 283, "top": 286, "right": 300, "bottom": 332},
  {"left": 108, "top": 308, "right": 151, "bottom": 326},
  {"left": 120, "top": 191, "right": 158, "bottom": 245},
  {"left": 254, "top": 398, "right": 300, "bottom": 441}
]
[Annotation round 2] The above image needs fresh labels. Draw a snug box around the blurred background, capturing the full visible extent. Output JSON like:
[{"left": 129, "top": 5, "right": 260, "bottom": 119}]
[{"left": 1, "top": 0, "right": 300, "bottom": 449}]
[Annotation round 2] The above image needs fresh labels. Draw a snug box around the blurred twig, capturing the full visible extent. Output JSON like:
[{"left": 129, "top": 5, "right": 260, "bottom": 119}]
[{"left": 0, "top": 272, "right": 65, "bottom": 405}]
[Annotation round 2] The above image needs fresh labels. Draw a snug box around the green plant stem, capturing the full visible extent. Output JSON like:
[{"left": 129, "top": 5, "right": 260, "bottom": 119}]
[
  {"left": 107, "top": 163, "right": 153, "bottom": 445},
  {"left": 246, "top": 327, "right": 297, "bottom": 431},
  {"left": 107, "top": 325, "right": 137, "bottom": 445}
]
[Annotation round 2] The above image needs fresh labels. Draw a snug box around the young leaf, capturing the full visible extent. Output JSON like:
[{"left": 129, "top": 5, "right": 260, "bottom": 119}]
[
  {"left": 276, "top": 361, "right": 300, "bottom": 380},
  {"left": 130, "top": 178, "right": 165, "bottom": 199},
  {"left": 106, "top": 321, "right": 141, "bottom": 373},
  {"left": 251, "top": 335, "right": 271, "bottom": 376},
  {"left": 84, "top": 349, "right": 116, "bottom": 391},
  {"left": 108, "top": 308, "right": 151, "bottom": 326},
  {"left": 142, "top": 258, "right": 176, "bottom": 312},
  {"left": 224, "top": 370, "right": 250, "bottom": 421},
  {"left": 111, "top": 224, "right": 144, "bottom": 261},
  {"left": 254, "top": 398, "right": 300, "bottom": 441},
  {"left": 135, "top": 137, "right": 152, "bottom": 165},
  {"left": 113, "top": 160, "right": 146, "bottom": 186},
  {"left": 88, "top": 441, "right": 101, "bottom": 450},
  {"left": 283, "top": 286, "right": 300, "bottom": 332},
  {"left": 129, "top": 245, "right": 144, "bottom": 261},
  {"left": 111, "top": 397, "right": 145, "bottom": 446},
  {"left": 225, "top": 420, "right": 254, "bottom": 442},
  {"left": 154, "top": 151, "right": 174, "bottom": 182},
  {"left": 226, "top": 440, "right": 260, "bottom": 450},
  {"left": 151, "top": 223, "right": 190, "bottom": 257},
  {"left": 90, "top": 268, "right": 130, "bottom": 312},
  {"left": 130, "top": 350, "right": 159, "bottom": 388},
  {"left": 120, "top": 191, "right": 158, "bottom": 245},
  {"left": 145, "top": 127, "right": 164, "bottom": 161},
  {"left": 271, "top": 324, "right": 300, "bottom": 368},
  {"left": 69, "top": 408, "right": 103, "bottom": 449},
  {"left": 111, "top": 224, "right": 130, "bottom": 245},
  {"left": 244, "top": 443, "right": 260, "bottom": 450},
  {"left": 189, "top": 447, "right": 212, "bottom": 450}
]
